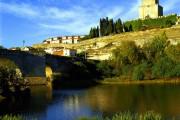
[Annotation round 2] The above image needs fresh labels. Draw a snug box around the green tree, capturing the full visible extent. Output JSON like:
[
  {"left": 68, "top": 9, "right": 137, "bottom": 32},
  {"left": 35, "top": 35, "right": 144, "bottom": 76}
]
[
  {"left": 152, "top": 56, "right": 175, "bottom": 78},
  {"left": 100, "top": 17, "right": 114, "bottom": 36},
  {"left": 111, "top": 41, "right": 143, "bottom": 77},
  {"left": 89, "top": 27, "right": 100, "bottom": 39},
  {"left": 115, "top": 41, "right": 141, "bottom": 64},
  {"left": 165, "top": 43, "right": 180, "bottom": 63},
  {"left": 115, "top": 18, "right": 123, "bottom": 34},
  {"left": 107, "top": 19, "right": 114, "bottom": 35},
  {"left": 171, "top": 64, "right": 180, "bottom": 77},
  {"left": 96, "top": 26, "right": 99, "bottom": 37},
  {"left": 0, "top": 45, "right": 5, "bottom": 49}
]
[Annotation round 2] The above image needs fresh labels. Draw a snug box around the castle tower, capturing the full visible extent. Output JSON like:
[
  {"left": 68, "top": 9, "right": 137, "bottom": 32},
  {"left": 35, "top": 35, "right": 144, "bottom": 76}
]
[{"left": 139, "top": 0, "right": 163, "bottom": 19}]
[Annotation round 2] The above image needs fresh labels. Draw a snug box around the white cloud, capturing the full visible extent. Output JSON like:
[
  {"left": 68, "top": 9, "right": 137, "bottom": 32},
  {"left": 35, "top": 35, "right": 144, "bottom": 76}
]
[
  {"left": 0, "top": 0, "right": 144, "bottom": 35},
  {"left": 0, "top": 2, "right": 39, "bottom": 18}
]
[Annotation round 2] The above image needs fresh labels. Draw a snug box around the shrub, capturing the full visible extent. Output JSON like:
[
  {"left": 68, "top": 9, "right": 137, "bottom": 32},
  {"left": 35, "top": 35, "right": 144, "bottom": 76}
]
[
  {"left": 112, "top": 41, "right": 141, "bottom": 65},
  {"left": 124, "top": 14, "right": 177, "bottom": 32},
  {"left": 165, "top": 43, "right": 180, "bottom": 63},
  {"left": 171, "top": 63, "right": 180, "bottom": 77},
  {"left": 152, "top": 56, "right": 175, "bottom": 78},
  {"left": 142, "top": 32, "right": 168, "bottom": 62},
  {"left": 97, "top": 60, "right": 113, "bottom": 77},
  {"left": 0, "top": 66, "right": 24, "bottom": 95},
  {"left": 132, "top": 62, "right": 148, "bottom": 80},
  {"left": 124, "top": 19, "right": 143, "bottom": 31}
]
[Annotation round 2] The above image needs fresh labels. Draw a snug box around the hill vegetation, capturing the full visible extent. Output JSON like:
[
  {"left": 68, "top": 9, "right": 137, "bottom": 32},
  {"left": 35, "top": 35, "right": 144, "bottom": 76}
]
[
  {"left": 96, "top": 32, "right": 180, "bottom": 81},
  {"left": 83, "top": 14, "right": 177, "bottom": 40},
  {"left": 33, "top": 26, "right": 180, "bottom": 60}
]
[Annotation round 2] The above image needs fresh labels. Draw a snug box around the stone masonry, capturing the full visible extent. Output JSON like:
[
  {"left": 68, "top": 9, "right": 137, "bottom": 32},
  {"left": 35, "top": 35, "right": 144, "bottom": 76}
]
[{"left": 139, "top": 0, "right": 163, "bottom": 19}]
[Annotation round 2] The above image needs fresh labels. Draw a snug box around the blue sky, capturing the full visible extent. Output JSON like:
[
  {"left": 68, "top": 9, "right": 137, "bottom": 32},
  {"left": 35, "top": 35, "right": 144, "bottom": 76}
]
[{"left": 0, "top": 0, "right": 179, "bottom": 48}]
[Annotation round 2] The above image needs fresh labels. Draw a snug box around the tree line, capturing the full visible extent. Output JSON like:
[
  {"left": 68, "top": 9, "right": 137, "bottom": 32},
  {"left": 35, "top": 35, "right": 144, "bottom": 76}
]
[
  {"left": 81, "top": 14, "right": 177, "bottom": 40},
  {"left": 82, "top": 17, "right": 124, "bottom": 40}
]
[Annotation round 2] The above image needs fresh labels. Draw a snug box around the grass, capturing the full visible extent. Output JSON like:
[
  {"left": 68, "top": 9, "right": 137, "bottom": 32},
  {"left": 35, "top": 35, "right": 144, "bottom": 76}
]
[
  {"left": 78, "top": 111, "right": 163, "bottom": 120},
  {"left": 0, "top": 115, "right": 23, "bottom": 120},
  {"left": 0, "top": 111, "right": 176, "bottom": 120},
  {"left": 33, "top": 27, "right": 180, "bottom": 50},
  {"left": 0, "top": 115, "right": 37, "bottom": 120}
]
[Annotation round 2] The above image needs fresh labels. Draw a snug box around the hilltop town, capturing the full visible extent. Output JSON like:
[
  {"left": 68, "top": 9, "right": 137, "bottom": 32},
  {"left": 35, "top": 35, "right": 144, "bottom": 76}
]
[
  {"left": 0, "top": 1, "right": 180, "bottom": 119},
  {"left": 8, "top": 0, "right": 180, "bottom": 60}
]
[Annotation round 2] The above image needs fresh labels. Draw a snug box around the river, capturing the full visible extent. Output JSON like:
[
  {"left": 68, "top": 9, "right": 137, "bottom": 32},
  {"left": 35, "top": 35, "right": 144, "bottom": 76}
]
[{"left": 0, "top": 84, "right": 180, "bottom": 120}]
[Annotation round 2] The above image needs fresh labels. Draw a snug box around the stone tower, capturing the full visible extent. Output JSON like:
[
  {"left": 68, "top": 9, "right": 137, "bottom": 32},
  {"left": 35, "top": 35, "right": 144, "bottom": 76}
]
[{"left": 139, "top": 0, "right": 163, "bottom": 19}]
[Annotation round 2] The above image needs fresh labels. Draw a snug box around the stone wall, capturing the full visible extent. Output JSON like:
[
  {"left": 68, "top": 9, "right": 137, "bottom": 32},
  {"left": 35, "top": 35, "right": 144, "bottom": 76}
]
[{"left": 0, "top": 50, "right": 46, "bottom": 77}]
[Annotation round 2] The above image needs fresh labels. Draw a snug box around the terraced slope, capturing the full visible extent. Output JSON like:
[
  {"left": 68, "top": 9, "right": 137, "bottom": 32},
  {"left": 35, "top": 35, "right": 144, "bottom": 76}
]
[{"left": 33, "top": 26, "right": 180, "bottom": 60}]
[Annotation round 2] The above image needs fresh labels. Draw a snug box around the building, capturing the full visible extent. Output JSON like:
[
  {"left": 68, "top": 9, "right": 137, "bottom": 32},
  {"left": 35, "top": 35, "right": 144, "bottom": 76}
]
[
  {"left": 45, "top": 47, "right": 77, "bottom": 57},
  {"left": 62, "top": 49, "right": 77, "bottom": 57},
  {"left": 139, "top": 0, "right": 163, "bottom": 19},
  {"left": 43, "top": 36, "right": 84, "bottom": 44},
  {"left": 61, "top": 36, "right": 80, "bottom": 44},
  {"left": 44, "top": 48, "right": 54, "bottom": 54}
]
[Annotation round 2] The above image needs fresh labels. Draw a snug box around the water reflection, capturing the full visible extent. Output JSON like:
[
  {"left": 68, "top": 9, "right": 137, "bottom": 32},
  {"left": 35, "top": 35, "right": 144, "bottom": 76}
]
[
  {"left": 83, "top": 85, "right": 180, "bottom": 118},
  {"left": 0, "top": 84, "right": 180, "bottom": 120}
]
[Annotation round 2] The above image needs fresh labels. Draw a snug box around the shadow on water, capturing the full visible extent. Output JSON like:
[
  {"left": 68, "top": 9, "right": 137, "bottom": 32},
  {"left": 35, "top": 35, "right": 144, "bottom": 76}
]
[{"left": 51, "top": 60, "right": 101, "bottom": 90}]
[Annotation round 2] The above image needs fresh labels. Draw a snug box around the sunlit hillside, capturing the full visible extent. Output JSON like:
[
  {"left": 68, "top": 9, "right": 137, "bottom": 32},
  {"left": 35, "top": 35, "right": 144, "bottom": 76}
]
[{"left": 33, "top": 25, "right": 180, "bottom": 60}]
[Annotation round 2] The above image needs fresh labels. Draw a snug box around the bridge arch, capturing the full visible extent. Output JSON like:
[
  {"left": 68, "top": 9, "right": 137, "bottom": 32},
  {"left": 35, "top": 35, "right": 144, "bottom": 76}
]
[{"left": 45, "top": 66, "right": 53, "bottom": 81}]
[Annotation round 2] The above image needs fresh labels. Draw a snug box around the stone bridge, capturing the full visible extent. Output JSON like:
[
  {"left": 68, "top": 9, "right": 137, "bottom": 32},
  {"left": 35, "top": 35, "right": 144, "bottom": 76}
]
[{"left": 0, "top": 49, "right": 81, "bottom": 84}]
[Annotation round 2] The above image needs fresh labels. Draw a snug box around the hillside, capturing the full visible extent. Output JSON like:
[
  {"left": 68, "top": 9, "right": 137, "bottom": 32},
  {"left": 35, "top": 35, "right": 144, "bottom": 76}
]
[{"left": 33, "top": 25, "right": 180, "bottom": 60}]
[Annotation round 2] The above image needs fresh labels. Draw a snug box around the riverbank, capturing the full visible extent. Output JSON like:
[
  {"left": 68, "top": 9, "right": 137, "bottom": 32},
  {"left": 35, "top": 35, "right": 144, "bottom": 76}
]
[{"left": 98, "top": 77, "right": 180, "bottom": 85}]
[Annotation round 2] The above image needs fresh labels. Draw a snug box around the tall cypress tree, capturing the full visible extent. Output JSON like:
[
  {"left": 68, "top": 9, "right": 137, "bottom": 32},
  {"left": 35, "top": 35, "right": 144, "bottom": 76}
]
[
  {"left": 96, "top": 26, "right": 99, "bottom": 37},
  {"left": 108, "top": 19, "right": 114, "bottom": 34},
  {"left": 105, "top": 17, "right": 109, "bottom": 36},
  {"left": 115, "top": 18, "right": 123, "bottom": 34},
  {"left": 90, "top": 17, "right": 125, "bottom": 39},
  {"left": 89, "top": 28, "right": 93, "bottom": 38}
]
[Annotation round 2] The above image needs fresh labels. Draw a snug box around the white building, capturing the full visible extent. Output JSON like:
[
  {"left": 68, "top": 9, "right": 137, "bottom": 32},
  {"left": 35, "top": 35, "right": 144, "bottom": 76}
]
[
  {"left": 43, "top": 36, "right": 84, "bottom": 44},
  {"left": 44, "top": 47, "right": 77, "bottom": 57},
  {"left": 44, "top": 48, "right": 54, "bottom": 54},
  {"left": 63, "top": 49, "right": 77, "bottom": 57},
  {"left": 21, "top": 47, "right": 34, "bottom": 51}
]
